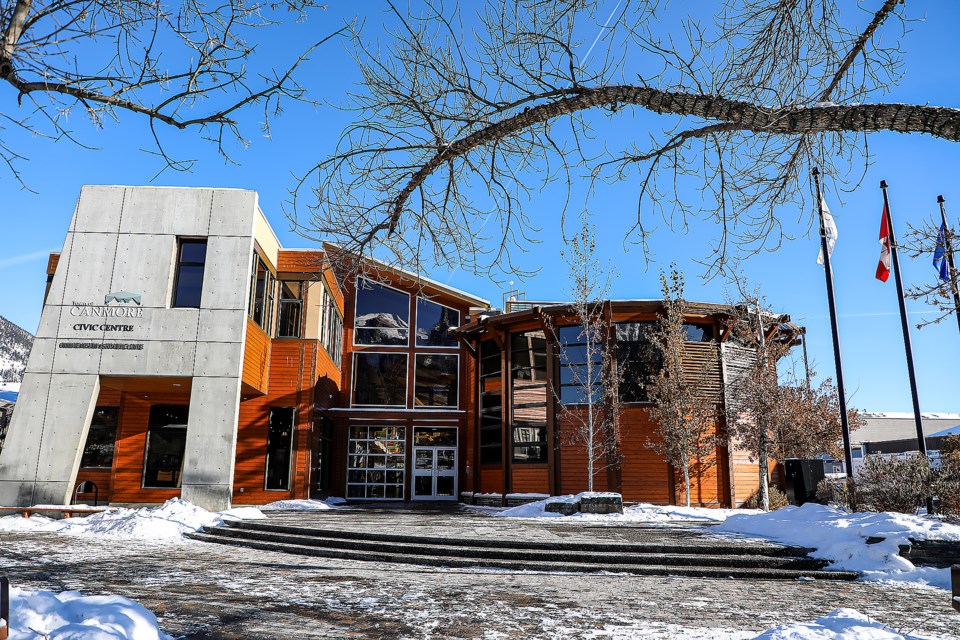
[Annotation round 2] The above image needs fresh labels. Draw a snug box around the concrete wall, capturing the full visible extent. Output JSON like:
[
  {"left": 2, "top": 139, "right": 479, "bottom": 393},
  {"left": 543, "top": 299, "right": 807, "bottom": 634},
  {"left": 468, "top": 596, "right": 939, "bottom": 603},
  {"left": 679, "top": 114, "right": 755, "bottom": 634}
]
[{"left": 0, "top": 186, "right": 258, "bottom": 510}]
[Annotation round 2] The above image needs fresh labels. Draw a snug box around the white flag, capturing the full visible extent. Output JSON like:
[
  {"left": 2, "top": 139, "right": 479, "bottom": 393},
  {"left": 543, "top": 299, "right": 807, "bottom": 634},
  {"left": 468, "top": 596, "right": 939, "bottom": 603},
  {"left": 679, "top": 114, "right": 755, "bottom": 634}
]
[{"left": 816, "top": 195, "right": 838, "bottom": 265}]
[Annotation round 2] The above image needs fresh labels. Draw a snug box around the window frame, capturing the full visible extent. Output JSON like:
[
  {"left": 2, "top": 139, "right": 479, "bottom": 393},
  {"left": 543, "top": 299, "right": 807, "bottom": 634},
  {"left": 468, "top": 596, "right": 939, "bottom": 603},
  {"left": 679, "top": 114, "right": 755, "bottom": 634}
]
[
  {"left": 556, "top": 325, "right": 604, "bottom": 407},
  {"left": 248, "top": 251, "right": 276, "bottom": 334},
  {"left": 79, "top": 406, "right": 120, "bottom": 469},
  {"left": 510, "top": 330, "right": 548, "bottom": 464},
  {"left": 414, "top": 297, "right": 461, "bottom": 348},
  {"left": 141, "top": 405, "right": 190, "bottom": 490},
  {"left": 264, "top": 407, "right": 296, "bottom": 491},
  {"left": 478, "top": 339, "right": 503, "bottom": 466},
  {"left": 351, "top": 351, "right": 410, "bottom": 408},
  {"left": 414, "top": 352, "right": 460, "bottom": 409},
  {"left": 171, "top": 238, "right": 207, "bottom": 309},
  {"left": 276, "top": 280, "right": 304, "bottom": 339},
  {"left": 614, "top": 321, "right": 661, "bottom": 405},
  {"left": 353, "top": 277, "right": 411, "bottom": 347}
]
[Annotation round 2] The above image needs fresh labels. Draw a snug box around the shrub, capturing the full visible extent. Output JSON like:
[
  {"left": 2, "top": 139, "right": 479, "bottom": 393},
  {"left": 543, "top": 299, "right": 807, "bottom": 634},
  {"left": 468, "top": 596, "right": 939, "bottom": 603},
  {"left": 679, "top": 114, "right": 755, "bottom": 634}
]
[
  {"left": 856, "top": 454, "right": 931, "bottom": 514},
  {"left": 815, "top": 477, "right": 849, "bottom": 506},
  {"left": 742, "top": 487, "right": 788, "bottom": 510}
]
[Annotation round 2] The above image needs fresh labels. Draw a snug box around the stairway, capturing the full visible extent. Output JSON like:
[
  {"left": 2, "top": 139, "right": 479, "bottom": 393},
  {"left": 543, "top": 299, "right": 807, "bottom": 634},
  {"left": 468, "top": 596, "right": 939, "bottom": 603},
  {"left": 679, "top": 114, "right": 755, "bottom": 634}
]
[{"left": 188, "top": 518, "right": 859, "bottom": 581}]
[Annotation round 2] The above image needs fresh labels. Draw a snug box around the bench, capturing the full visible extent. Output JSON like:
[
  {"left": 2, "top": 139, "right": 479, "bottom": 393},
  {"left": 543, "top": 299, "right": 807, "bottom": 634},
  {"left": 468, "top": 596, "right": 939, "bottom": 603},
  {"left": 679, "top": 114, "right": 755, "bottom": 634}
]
[{"left": 0, "top": 506, "right": 107, "bottom": 519}]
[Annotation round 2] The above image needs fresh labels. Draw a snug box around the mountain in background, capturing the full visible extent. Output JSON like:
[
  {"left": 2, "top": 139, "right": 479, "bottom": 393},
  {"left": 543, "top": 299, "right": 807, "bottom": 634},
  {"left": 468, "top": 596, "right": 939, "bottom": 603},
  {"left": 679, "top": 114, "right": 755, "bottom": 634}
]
[{"left": 0, "top": 316, "right": 33, "bottom": 382}]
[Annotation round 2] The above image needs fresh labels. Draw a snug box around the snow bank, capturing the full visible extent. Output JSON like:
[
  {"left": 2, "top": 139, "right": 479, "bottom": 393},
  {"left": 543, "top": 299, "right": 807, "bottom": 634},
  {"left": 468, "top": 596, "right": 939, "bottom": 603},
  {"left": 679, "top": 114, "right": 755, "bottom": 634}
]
[
  {"left": 492, "top": 494, "right": 754, "bottom": 522},
  {"left": 0, "top": 498, "right": 264, "bottom": 541},
  {"left": 8, "top": 586, "right": 173, "bottom": 640},
  {"left": 716, "top": 503, "right": 960, "bottom": 589},
  {"left": 260, "top": 497, "right": 345, "bottom": 511},
  {"left": 754, "top": 608, "right": 935, "bottom": 639}
]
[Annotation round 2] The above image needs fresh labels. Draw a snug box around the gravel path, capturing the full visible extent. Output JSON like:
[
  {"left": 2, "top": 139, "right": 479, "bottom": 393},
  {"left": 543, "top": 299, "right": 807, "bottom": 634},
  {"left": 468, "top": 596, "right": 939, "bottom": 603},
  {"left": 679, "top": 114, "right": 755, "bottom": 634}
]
[{"left": 0, "top": 506, "right": 957, "bottom": 639}]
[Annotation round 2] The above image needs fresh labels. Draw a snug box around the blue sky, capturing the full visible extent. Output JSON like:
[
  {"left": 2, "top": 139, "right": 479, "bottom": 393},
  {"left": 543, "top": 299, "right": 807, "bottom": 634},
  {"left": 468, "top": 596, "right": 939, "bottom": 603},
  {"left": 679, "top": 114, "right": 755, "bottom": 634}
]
[{"left": 2, "top": 2, "right": 960, "bottom": 414}]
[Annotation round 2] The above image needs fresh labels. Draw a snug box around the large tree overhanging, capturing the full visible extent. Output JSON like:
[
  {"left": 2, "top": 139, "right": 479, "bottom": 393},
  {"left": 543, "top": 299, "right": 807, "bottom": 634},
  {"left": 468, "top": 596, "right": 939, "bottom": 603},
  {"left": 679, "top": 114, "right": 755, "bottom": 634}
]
[
  {"left": 0, "top": 0, "right": 338, "bottom": 185},
  {"left": 293, "top": 0, "right": 953, "bottom": 277}
]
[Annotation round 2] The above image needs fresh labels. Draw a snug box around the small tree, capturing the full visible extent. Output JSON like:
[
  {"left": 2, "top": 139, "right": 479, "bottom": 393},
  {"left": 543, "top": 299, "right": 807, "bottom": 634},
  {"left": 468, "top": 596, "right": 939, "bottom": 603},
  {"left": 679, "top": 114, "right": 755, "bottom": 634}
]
[
  {"left": 646, "top": 267, "right": 720, "bottom": 507},
  {"left": 554, "top": 214, "right": 621, "bottom": 492}
]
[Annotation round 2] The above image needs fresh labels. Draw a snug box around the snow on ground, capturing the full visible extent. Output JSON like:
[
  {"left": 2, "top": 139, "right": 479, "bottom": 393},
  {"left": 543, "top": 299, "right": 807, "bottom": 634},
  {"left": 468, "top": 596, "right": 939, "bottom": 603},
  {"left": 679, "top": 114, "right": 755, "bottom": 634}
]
[
  {"left": 491, "top": 493, "right": 755, "bottom": 523},
  {"left": 260, "top": 497, "right": 345, "bottom": 511},
  {"left": 0, "top": 498, "right": 264, "bottom": 541},
  {"left": 716, "top": 503, "right": 960, "bottom": 589},
  {"left": 754, "top": 608, "right": 937, "bottom": 639},
  {"left": 9, "top": 586, "right": 173, "bottom": 640}
]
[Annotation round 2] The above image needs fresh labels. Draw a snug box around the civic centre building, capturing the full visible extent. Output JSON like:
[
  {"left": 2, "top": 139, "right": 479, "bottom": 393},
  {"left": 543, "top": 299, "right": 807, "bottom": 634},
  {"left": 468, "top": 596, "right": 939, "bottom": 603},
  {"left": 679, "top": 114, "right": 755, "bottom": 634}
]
[{"left": 0, "top": 186, "right": 797, "bottom": 511}]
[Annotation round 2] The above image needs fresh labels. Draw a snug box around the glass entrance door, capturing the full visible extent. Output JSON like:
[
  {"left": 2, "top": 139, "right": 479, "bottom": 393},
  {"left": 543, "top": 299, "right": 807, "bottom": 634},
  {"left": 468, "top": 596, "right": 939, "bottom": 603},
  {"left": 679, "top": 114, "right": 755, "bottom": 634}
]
[
  {"left": 412, "top": 427, "right": 457, "bottom": 500},
  {"left": 413, "top": 447, "right": 457, "bottom": 500}
]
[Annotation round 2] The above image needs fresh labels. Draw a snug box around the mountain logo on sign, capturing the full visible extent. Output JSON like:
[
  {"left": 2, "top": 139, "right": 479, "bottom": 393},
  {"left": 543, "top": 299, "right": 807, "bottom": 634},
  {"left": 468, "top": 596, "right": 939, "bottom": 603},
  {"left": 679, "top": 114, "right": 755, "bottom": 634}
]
[{"left": 104, "top": 291, "right": 142, "bottom": 306}]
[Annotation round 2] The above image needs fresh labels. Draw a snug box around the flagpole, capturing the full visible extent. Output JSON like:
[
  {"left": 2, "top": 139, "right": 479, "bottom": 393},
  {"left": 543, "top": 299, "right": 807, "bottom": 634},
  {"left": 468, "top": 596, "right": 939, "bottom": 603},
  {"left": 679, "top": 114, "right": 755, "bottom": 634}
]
[
  {"left": 812, "top": 168, "right": 854, "bottom": 479},
  {"left": 936, "top": 195, "right": 960, "bottom": 337},
  {"left": 880, "top": 181, "right": 927, "bottom": 459}
]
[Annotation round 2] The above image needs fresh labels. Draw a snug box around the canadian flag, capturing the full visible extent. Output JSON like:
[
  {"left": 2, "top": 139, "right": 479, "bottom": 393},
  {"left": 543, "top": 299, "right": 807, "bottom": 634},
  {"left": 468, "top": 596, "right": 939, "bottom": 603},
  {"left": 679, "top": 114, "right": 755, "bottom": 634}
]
[{"left": 876, "top": 205, "right": 891, "bottom": 282}]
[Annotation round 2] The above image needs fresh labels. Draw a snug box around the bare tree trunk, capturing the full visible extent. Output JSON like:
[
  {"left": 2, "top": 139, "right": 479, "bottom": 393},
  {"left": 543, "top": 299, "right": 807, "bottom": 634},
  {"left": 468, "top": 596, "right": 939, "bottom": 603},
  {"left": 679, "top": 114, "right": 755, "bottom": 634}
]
[
  {"left": 587, "top": 351, "right": 595, "bottom": 493},
  {"left": 682, "top": 453, "right": 691, "bottom": 508},
  {"left": 758, "top": 429, "right": 770, "bottom": 512}
]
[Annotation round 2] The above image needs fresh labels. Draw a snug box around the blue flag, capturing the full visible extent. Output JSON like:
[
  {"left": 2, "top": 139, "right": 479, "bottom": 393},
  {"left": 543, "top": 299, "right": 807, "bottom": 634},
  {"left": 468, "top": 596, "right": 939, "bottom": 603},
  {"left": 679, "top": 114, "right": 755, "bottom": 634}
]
[{"left": 934, "top": 222, "right": 950, "bottom": 283}]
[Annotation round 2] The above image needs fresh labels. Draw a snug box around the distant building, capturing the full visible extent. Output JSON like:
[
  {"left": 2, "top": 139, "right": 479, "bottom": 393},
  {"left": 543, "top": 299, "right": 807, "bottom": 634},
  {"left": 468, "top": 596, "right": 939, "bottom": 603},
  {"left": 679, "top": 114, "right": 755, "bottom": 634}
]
[{"left": 850, "top": 412, "right": 960, "bottom": 471}]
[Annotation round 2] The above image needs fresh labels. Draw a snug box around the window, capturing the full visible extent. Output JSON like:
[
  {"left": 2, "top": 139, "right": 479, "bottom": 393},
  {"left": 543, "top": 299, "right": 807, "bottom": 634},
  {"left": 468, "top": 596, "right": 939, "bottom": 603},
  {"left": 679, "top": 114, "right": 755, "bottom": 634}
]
[
  {"left": 249, "top": 253, "right": 276, "bottom": 333},
  {"left": 319, "top": 284, "right": 343, "bottom": 368},
  {"left": 347, "top": 425, "right": 406, "bottom": 499},
  {"left": 416, "top": 298, "right": 460, "bottom": 346},
  {"left": 80, "top": 407, "right": 119, "bottom": 468},
  {"left": 557, "top": 325, "right": 604, "bottom": 406},
  {"left": 683, "top": 323, "right": 715, "bottom": 342},
  {"left": 265, "top": 407, "right": 295, "bottom": 490},
  {"left": 355, "top": 278, "right": 409, "bottom": 346},
  {"left": 142, "top": 405, "right": 189, "bottom": 489},
  {"left": 479, "top": 340, "right": 503, "bottom": 465},
  {"left": 313, "top": 417, "right": 334, "bottom": 492},
  {"left": 277, "top": 281, "right": 303, "bottom": 338},
  {"left": 511, "top": 330, "right": 548, "bottom": 463},
  {"left": 172, "top": 240, "right": 206, "bottom": 308},
  {"left": 352, "top": 352, "right": 408, "bottom": 406},
  {"left": 616, "top": 322, "right": 661, "bottom": 403},
  {"left": 415, "top": 354, "right": 459, "bottom": 408}
]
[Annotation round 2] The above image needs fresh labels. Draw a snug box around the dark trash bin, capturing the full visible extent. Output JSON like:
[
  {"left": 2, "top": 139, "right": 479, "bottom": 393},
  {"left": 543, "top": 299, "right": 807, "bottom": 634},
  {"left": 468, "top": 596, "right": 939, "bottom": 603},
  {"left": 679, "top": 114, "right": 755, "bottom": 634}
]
[{"left": 784, "top": 459, "right": 826, "bottom": 506}]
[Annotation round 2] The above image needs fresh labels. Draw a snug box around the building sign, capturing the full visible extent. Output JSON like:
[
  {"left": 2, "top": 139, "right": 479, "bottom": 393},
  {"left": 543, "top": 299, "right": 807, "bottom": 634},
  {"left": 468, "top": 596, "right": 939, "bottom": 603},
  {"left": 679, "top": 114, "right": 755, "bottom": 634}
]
[{"left": 61, "top": 290, "right": 145, "bottom": 350}]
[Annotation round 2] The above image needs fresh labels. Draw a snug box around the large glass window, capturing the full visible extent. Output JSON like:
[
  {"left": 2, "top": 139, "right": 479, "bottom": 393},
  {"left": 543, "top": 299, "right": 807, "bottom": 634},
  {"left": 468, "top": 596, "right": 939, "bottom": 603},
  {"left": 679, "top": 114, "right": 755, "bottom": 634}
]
[
  {"left": 80, "top": 407, "right": 119, "bottom": 468},
  {"left": 479, "top": 340, "right": 503, "bottom": 465},
  {"left": 277, "top": 281, "right": 303, "bottom": 338},
  {"left": 320, "top": 285, "right": 343, "bottom": 368},
  {"left": 416, "top": 298, "right": 460, "bottom": 347},
  {"left": 249, "top": 253, "right": 276, "bottom": 333},
  {"left": 616, "top": 322, "right": 661, "bottom": 403},
  {"left": 557, "top": 325, "right": 604, "bottom": 406},
  {"left": 347, "top": 425, "right": 406, "bottom": 499},
  {"left": 355, "top": 278, "right": 410, "bottom": 346},
  {"left": 415, "top": 354, "right": 459, "bottom": 408},
  {"left": 352, "top": 352, "right": 408, "bottom": 407},
  {"left": 511, "top": 330, "right": 548, "bottom": 463},
  {"left": 142, "top": 405, "right": 189, "bottom": 489},
  {"left": 172, "top": 240, "right": 206, "bottom": 308},
  {"left": 683, "top": 322, "right": 715, "bottom": 342},
  {"left": 265, "top": 407, "right": 295, "bottom": 490}
]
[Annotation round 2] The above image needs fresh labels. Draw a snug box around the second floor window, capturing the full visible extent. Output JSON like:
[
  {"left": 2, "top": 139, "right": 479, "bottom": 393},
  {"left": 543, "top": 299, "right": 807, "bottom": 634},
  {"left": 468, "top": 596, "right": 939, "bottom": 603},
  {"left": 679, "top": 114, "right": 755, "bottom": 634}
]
[
  {"left": 249, "top": 253, "right": 275, "bottom": 333},
  {"left": 172, "top": 239, "right": 207, "bottom": 308},
  {"left": 355, "top": 278, "right": 409, "bottom": 346},
  {"left": 277, "top": 281, "right": 303, "bottom": 338},
  {"left": 616, "top": 322, "right": 660, "bottom": 403}
]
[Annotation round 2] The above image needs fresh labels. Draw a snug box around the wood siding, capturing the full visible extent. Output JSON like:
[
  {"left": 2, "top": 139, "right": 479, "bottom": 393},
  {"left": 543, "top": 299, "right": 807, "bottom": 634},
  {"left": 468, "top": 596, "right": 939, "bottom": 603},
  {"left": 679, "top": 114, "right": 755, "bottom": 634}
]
[{"left": 242, "top": 319, "right": 271, "bottom": 393}]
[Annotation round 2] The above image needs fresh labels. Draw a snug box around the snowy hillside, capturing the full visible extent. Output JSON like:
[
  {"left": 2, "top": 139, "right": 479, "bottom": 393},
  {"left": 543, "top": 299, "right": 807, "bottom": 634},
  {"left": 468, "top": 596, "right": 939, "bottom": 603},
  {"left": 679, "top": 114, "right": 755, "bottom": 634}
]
[{"left": 0, "top": 315, "right": 33, "bottom": 382}]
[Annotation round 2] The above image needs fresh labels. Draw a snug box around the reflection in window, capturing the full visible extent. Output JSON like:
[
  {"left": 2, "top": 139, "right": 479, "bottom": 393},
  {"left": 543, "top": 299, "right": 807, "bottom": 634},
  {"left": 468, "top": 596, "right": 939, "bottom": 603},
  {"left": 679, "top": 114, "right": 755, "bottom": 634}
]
[
  {"left": 142, "top": 405, "right": 189, "bottom": 489},
  {"left": 683, "top": 323, "right": 715, "bottom": 342},
  {"left": 353, "top": 352, "right": 408, "bottom": 406},
  {"left": 249, "top": 253, "right": 275, "bottom": 333},
  {"left": 416, "top": 298, "right": 460, "bottom": 346},
  {"left": 557, "top": 325, "right": 604, "bottom": 406},
  {"left": 616, "top": 322, "right": 661, "bottom": 403},
  {"left": 415, "top": 354, "right": 459, "bottom": 408},
  {"left": 172, "top": 239, "right": 206, "bottom": 308},
  {"left": 511, "top": 330, "right": 548, "bottom": 463},
  {"left": 80, "top": 407, "right": 119, "bottom": 468},
  {"left": 265, "top": 407, "right": 295, "bottom": 490},
  {"left": 319, "top": 284, "right": 343, "bottom": 367},
  {"left": 355, "top": 278, "right": 409, "bottom": 345},
  {"left": 414, "top": 427, "right": 457, "bottom": 446},
  {"left": 277, "top": 281, "right": 303, "bottom": 338},
  {"left": 347, "top": 425, "right": 405, "bottom": 499},
  {"left": 479, "top": 340, "right": 503, "bottom": 465}
]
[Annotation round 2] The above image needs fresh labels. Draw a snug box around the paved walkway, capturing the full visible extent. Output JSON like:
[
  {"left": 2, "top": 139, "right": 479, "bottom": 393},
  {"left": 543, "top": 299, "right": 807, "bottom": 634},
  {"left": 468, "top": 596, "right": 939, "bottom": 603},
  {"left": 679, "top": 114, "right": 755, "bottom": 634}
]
[{"left": 1, "top": 505, "right": 958, "bottom": 639}]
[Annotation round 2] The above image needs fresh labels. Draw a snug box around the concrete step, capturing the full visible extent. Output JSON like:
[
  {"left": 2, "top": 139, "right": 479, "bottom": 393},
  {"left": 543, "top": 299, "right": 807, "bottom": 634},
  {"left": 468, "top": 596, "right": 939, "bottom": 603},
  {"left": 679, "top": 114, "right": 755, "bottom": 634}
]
[
  {"left": 199, "top": 525, "right": 828, "bottom": 571},
  {"left": 228, "top": 519, "right": 812, "bottom": 557},
  {"left": 187, "top": 530, "right": 859, "bottom": 581}
]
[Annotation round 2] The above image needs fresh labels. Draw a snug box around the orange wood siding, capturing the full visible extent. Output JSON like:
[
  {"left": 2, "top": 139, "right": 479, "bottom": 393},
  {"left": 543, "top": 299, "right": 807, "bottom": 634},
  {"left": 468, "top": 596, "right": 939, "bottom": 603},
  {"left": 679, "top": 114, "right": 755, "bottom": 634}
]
[
  {"left": 242, "top": 319, "right": 271, "bottom": 393},
  {"left": 511, "top": 465, "right": 549, "bottom": 494},
  {"left": 277, "top": 250, "right": 324, "bottom": 273},
  {"left": 47, "top": 253, "right": 60, "bottom": 275},
  {"left": 479, "top": 467, "right": 504, "bottom": 494}
]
